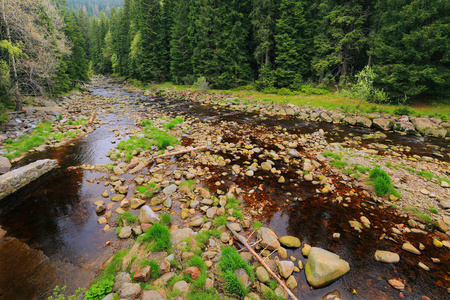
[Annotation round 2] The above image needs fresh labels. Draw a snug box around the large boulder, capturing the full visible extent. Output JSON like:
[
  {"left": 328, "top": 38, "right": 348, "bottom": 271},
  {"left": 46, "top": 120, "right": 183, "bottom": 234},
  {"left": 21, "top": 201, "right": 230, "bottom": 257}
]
[
  {"left": 257, "top": 227, "right": 280, "bottom": 251},
  {"left": 424, "top": 128, "right": 447, "bottom": 138},
  {"left": 355, "top": 116, "right": 372, "bottom": 128},
  {"left": 373, "top": 118, "right": 392, "bottom": 131},
  {"left": 305, "top": 247, "right": 350, "bottom": 288},
  {"left": 138, "top": 205, "right": 160, "bottom": 224},
  {"left": 411, "top": 117, "right": 436, "bottom": 134}
]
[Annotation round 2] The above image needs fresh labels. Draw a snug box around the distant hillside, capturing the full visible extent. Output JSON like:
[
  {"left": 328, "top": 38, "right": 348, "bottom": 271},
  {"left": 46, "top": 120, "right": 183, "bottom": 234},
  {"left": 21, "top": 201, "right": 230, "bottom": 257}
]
[{"left": 66, "top": 0, "right": 123, "bottom": 16}]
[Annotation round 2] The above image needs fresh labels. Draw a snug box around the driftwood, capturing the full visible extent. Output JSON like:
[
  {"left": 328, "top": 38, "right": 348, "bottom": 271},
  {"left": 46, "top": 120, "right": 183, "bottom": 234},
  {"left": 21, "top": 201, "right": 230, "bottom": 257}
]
[
  {"left": 226, "top": 223, "right": 299, "bottom": 300},
  {"left": 128, "top": 146, "right": 208, "bottom": 174},
  {"left": 88, "top": 111, "right": 96, "bottom": 125}
]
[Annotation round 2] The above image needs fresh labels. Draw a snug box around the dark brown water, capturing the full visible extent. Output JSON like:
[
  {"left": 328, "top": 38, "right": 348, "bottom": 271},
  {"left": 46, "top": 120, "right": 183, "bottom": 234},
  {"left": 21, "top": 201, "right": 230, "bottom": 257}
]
[{"left": 0, "top": 80, "right": 448, "bottom": 299}]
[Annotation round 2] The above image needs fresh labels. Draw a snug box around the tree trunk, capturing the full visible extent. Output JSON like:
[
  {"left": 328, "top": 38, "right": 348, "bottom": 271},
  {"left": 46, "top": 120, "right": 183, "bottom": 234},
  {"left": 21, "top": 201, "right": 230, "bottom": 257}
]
[{"left": 2, "top": 0, "right": 22, "bottom": 111}]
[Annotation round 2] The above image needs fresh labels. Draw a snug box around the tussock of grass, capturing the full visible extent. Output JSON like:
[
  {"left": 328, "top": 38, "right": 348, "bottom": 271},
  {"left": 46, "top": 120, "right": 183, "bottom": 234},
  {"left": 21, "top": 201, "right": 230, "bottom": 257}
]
[
  {"left": 322, "top": 152, "right": 343, "bottom": 160},
  {"left": 213, "top": 216, "right": 227, "bottom": 227},
  {"left": 405, "top": 167, "right": 434, "bottom": 181},
  {"left": 330, "top": 160, "right": 347, "bottom": 169},
  {"left": 405, "top": 206, "right": 434, "bottom": 225},
  {"left": 369, "top": 167, "right": 400, "bottom": 198},
  {"left": 135, "top": 182, "right": 158, "bottom": 199},
  {"left": 160, "top": 213, "right": 172, "bottom": 226},
  {"left": 219, "top": 246, "right": 254, "bottom": 298},
  {"left": 195, "top": 230, "right": 220, "bottom": 248},
  {"left": 253, "top": 220, "right": 263, "bottom": 230},
  {"left": 139, "top": 259, "right": 161, "bottom": 280},
  {"left": 163, "top": 117, "right": 183, "bottom": 130},
  {"left": 179, "top": 180, "right": 196, "bottom": 193},
  {"left": 117, "top": 211, "right": 137, "bottom": 226},
  {"left": 138, "top": 223, "right": 171, "bottom": 252}
]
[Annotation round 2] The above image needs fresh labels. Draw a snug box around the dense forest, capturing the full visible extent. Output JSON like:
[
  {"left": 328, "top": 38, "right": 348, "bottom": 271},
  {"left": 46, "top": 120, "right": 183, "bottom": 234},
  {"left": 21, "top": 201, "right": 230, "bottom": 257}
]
[
  {"left": 66, "top": 0, "right": 123, "bottom": 16},
  {"left": 1, "top": 0, "right": 449, "bottom": 118},
  {"left": 85, "top": 0, "right": 449, "bottom": 102}
]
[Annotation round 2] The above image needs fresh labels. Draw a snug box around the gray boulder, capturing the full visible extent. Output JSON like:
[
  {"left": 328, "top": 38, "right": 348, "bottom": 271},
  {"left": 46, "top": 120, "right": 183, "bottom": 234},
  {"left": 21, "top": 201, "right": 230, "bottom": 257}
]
[{"left": 138, "top": 205, "right": 160, "bottom": 224}]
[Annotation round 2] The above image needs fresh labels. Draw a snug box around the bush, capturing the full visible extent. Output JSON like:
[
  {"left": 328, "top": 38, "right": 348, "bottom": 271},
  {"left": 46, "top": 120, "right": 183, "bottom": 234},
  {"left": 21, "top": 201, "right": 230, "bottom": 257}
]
[
  {"left": 194, "top": 77, "right": 209, "bottom": 91},
  {"left": 351, "top": 66, "right": 390, "bottom": 104},
  {"left": 84, "top": 275, "right": 114, "bottom": 300},
  {"left": 48, "top": 286, "right": 85, "bottom": 300},
  {"left": 394, "top": 106, "right": 412, "bottom": 116},
  {"left": 276, "top": 88, "right": 294, "bottom": 95}
]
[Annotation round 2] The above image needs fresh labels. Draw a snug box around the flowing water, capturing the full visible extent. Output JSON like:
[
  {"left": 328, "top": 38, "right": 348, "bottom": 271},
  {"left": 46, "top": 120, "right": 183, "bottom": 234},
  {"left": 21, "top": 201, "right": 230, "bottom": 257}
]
[{"left": 0, "top": 79, "right": 448, "bottom": 299}]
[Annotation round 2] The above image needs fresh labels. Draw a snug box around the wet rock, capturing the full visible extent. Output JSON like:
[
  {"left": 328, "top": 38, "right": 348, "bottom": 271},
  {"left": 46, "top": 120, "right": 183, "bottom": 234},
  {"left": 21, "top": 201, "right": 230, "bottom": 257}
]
[
  {"left": 138, "top": 205, "right": 160, "bottom": 224},
  {"left": 279, "top": 236, "right": 301, "bottom": 248},
  {"left": 441, "top": 181, "right": 450, "bottom": 188},
  {"left": 171, "top": 228, "right": 195, "bottom": 246},
  {"left": 133, "top": 265, "right": 151, "bottom": 282},
  {"left": 388, "top": 279, "right": 405, "bottom": 290},
  {"left": 411, "top": 118, "right": 436, "bottom": 135},
  {"left": 305, "top": 247, "right": 350, "bottom": 288},
  {"left": 433, "top": 239, "right": 443, "bottom": 248},
  {"left": 374, "top": 250, "right": 400, "bottom": 263},
  {"left": 256, "top": 266, "right": 270, "bottom": 283},
  {"left": 257, "top": 227, "right": 280, "bottom": 250},
  {"left": 278, "top": 176, "right": 285, "bottom": 183},
  {"left": 102, "top": 191, "right": 109, "bottom": 198},
  {"left": 229, "top": 222, "right": 242, "bottom": 232},
  {"left": 98, "top": 217, "right": 107, "bottom": 224},
  {"left": 261, "top": 162, "right": 272, "bottom": 171},
  {"left": 130, "top": 198, "right": 145, "bottom": 209},
  {"left": 322, "top": 290, "right": 341, "bottom": 300},
  {"left": 119, "top": 282, "right": 141, "bottom": 299},
  {"left": 0, "top": 226, "right": 6, "bottom": 239},
  {"left": 277, "top": 261, "right": 294, "bottom": 279},
  {"left": 160, "top": 259, "right": 170, "bottom": 274},
  {"left": 278, "top": 247, "right": 287, "bottom": 259},
  {"left": 142, "top": 290, "right": 167, "bottom": 300},
  {"left": 118, "top": 226, "right": 132, "bottom": 239},
  {"left": 96, "top": 204, "right": 106, "bottom": 214},
  {"left": 286, "top": 275, "right": 298, "bottom": 289},
  {"left": 172, "top": 280, "right": 190, "bottom": 294},
  {"left": 113, "top": 166, "right": 124, "bottom": 175},
  {"left": 424, "top": 128, "right": 447, "bottom": 138},
  {"left": 302, "top": 244, "right": 311, "bottom": 257},
  {"left": 220, "top": 231, "right": 231, "bottom": 243},
  {"left": 111, "top": 194, "right": 125, "bottom": 202},
  {"left": 320, "top": 112, "right": 332, "bottom": 123},
  {"left": 288, "top": 149, "right": 301, "bottom": 158},
  {"left": 440, "top": 201, "right": 450, "bottom": 210},
  {"left": 274, "top": 286, "right": 288, "bottom": 299},
  {"left": 402, "top": 243, "right": 421, "bottom": 255},
  {"left": 206, "top": 207, "right": 218, "bottom": 218}
]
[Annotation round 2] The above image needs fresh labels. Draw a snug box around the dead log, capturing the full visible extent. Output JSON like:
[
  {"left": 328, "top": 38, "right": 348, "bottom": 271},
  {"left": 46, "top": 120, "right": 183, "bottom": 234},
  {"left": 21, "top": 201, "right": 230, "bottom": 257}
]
[{"left": 226, "top": 223, "right": 299, "bottom": 300}]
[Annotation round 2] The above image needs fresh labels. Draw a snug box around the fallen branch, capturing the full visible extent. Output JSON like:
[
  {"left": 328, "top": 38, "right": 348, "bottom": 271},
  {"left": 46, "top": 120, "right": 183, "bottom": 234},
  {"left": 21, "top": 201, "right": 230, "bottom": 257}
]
[
  {"left": 226, "top": 223, "right": 299, "bottom": 300},
  {"left": 128, "top": 146, "right": 208, "bottom": 174},
  {"left": 88, "top": 110, "right": 96, "bottom": 125},
  {"left": 154, "top": 146, "right": 207, "bottom": 159}
]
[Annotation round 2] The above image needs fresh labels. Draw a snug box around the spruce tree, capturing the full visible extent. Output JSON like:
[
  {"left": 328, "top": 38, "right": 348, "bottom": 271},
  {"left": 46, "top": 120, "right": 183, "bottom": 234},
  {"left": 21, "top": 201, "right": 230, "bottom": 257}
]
[{"left": 170, "top": 0, "right": 192, "bottom": 84}]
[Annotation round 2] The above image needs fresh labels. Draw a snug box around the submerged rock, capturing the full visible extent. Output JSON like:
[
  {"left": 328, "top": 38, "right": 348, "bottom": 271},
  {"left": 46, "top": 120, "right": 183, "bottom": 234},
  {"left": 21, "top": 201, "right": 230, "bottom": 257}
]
[{"left": 305, "top": 247, "right": 350, "bottom": 288}]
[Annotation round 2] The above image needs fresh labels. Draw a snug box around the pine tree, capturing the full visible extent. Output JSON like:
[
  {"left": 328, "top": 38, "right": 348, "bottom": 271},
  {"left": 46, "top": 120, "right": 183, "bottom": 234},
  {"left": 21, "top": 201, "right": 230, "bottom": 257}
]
[
  {"left": 116, "top": 0, "right": 131, "bottom": 75},
  {"left": 170, "top": 0, "right": 192, "bottom": 84},
  {"left": 274, "top": 0, "right": 312, "bottom": 87}
]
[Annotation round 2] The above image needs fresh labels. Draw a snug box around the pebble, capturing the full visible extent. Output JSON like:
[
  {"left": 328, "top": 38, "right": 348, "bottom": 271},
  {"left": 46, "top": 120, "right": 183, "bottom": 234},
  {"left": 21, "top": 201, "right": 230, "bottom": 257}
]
[{"left": 402, "top": 243, "right": 421, "bottom": 255}]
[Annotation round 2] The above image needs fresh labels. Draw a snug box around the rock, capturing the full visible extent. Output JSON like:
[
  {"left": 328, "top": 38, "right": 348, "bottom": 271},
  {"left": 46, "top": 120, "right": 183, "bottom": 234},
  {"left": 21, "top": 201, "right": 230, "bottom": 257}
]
[
  {"left": 119, "top": 282, "right": 141, "bottom": 299},
  {"left": 278, "top": 176, "right": 285, "bottom": 183},
  {"left": 288, "top": 149, "right": 301, "bottom": 158},
  {"left": 261, "top": 162, "right": 272, "bottom": 171},
  {"left": 235, "top": 268, "right": 251, "bottom": 288},
  {"left": 322, "top": 290, "right": 341, "bottom": 300},
  {"left": 229, "top": 222, "right": 242, "bottom": 232},
  {"left": 418, "top": 262, "right": 430, "bottom": 271},
  {"left": 130, "top": 198, "right": 146, "bottom": 209},
  {"left": 113, "top": 272, "right": 132, "bottom": 292},
  {"left": 199, "top": 188, "right": 210, "bottom": 198},
  {"left": 274, "top": 286, "right": 288, "bottom": 299},
  {"left": 402, "top": 243, "right": 421, "bottom": 255},
  {"left": 118, "top": 226, "right": 132, "bottom": 239},
  {"left": 277, "top": 261, "right": 294, "bottom": 279},
  {"left": 0, "top": 156, "right": 11, "bottom": 174},
  {"left": 425, "top": 128, "right": 447, "bottom": 138},
  {"left": 96, "top": 204, "right": 106, "bottom": 214},
  {"left": 355, "top": 116, "right": 372, "bottom": 128},
  {"left": 182, "top": 267, "right": 200, "bottom": 279},
  {"left": 441, "top": 181, "right": 450, "bottom": 188},
  {"left": 189, "top": 216, "right": 203, "bottom": 227},
  {"left": 411, "top": 117, "right": 436, "bottom": 134},
  {"left": 305, "top": 247, "right": 350, "bottom": 288},
  {"left": 163, "top": 198, "right": 172, "bottom": 208},
  {"left": 257, "top": 227, "right": 280, "bottom": 251},
  {"left": 286, "top": 275, "right": 298, "bottom": 289},
  {"left": 102, "top": 191, "right": 109, "bottom": 198},
  {"left": 304, "top": 174, "right": 313, "bottom": 181},
  {"left": 171, "top": 228, "right": 195, "bottom": 246},
  {"left": 163, "top": 184, "right": 177, "bottom": 195},
  {"left": 113, "top": 166, "right": 124, "bottom": 175},
  {"left": 320, "top": 112, "right": 332, "bottom": 123},
  {"left": 256, "top": 266, "right": 270, "bottom": 283},
  {"left": 388, "top": 279, "right": 405, "bottom": 290},
  {"left": 142, "top": 290, "right": 167, "bottom": 300},
  {"left": 374, "top": 250, "right": 400, "bottom": 263},
  {"left": 133, "top": 265, "right": 151, "bottom": 282},
  {"left": 433, "top": 239, "right": 443, "bottom": 248},
  {"left": 132, "top": 226, "right": 142, "bottom": 236},
  {"left": 138, "top": 205, "right": 160, "bottom": 224},
  {"left": 98, "top": 217, "right": 107, "bottom": 225},
  {"left": 220, "top": 232, "right": 231, "bottom": 243},
  {"left": 373, "top": 118, "right": 392, "bottom": 131},
  {"left": 172, "top": 280, "right": 190, "bottom": 294},
  {"left": 206, "top": 207, "right": 218, "bottom": 218},
  {"left": 302, "top": 244, "right": 311, "bottom": 257},
  {"left": 160, "top": 259, "right": 170, "bottom": 274},
  {"left": 153, "top": 272, "right": 175, "bottom": 286},
  {"left": 0, "top": 226, "right": 6, "bottom": 239},
  {"left": 278, "top": 247, "right": 287, "bottom": 259},
  {"left": 279, "top": 236, "right": 301, "bottom": 248},
  {"left": 440, "top": 201, "right": 450, "bottom": 209},
  {"left": 111, "top": 194, "right": 125, "bottom": 202},
  {"left": 205, "top": 278, "right": 214, "bottom": 290}
]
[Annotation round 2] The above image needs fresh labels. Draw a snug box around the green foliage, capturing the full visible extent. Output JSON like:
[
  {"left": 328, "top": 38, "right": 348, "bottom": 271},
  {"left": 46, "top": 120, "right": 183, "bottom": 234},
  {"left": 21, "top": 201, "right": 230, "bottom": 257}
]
[
  {"left": 405, "top": 167, "right": 434, "bottom": 181},
  {"left": 163, "top": 117, "right": 183, "bottom": 130},
  {"left": 219, "top": 247, "right": 254, "bottom": 282},
  {"left": 117, "top": 211, "right": 137, "bottom": 226},
  {"left": 405, "top": 207, "right": 434, "bottom": 225},
  {"left": 115, "top": 227, "right": 123, "bottom": 236},
  {"left": 213, "top": 216, "right": 228, "bottom": 227},
  {"left": 160, "top": 213, "right": 172, "bottom": 226},
  {"left": 193, "top": 77, "right": 209, "bottom": 91},
  {"left": 188, "top": 255, "right": 207, "bottom": 272},
  {"left": 103, "top": 249, "right": 130, "bottom": 276},
  {"left": 48, "top": 286, "right": 85, "bottom": 300},
  {"left": 322, "top": 152, "right": 343, "bottom": 160},
  {"left": 84, "top": 275, "right": 114, "bottom": 300},
  {"left": 135, "top": 182, "right": 158, "bottom": 199},
  {"left": 138, "top": 223, "right": 171, "bottom": 252},
  {"left": 139, "top": 259, "right": 161, "bottom": 280},
  {"left": 330, "top": 160, "right": 347, "bottom": 169},
  {"left": 351, "top": 66, "right": 390, "bottom": 104},
  {"left": 195, "top": 230, "right": 220, "bottom": 248},
  {"left": 179, "top": 180, "right": 196, "bottom": 193},
  {"left": 429, "top": 206, "right": 439, "bottom": 214},
  {"left": 222, "top": 271, "right": 247, "bottom": 299},
  {"left": 369, "top": 167, "right": 400, "bottom": 198},
  {"left": 253, "top": 220, "right": 263, "bottom": 231}
]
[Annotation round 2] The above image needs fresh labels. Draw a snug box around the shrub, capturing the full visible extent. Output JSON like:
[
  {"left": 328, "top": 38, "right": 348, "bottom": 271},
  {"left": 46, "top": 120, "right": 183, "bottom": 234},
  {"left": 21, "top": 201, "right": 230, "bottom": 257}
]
[
  {"left": 394, "top": 106, "right": 412, "bottom": 116},
  {"left": 48, "top": 286, "right": 85, "bottom": 300},
  {"left": 160, "top": 213, "right": 172, "bottom": 226},
  {"left": 276, "top": 88, "right": 293, "bottom": 95},
  {"left": 369, "top": 167, "right": 399, "bottom": 197},
  {"left": 138, "top": 223, "right": 171, "bottom": 252},
  {"left": 194, "top": 77, "right": 209, "bottom": 91},
  {"left": 84, "top": 275, "right": 114, "bottom": 300}
]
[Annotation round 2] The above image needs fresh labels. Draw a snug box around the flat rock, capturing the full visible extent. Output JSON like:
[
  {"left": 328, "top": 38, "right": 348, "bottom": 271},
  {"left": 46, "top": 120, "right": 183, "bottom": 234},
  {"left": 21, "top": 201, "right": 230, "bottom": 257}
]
[
  {"left": 305, "top": 247, "right": 350, "bottom": 288},
  {"left": 171, "top": 228, "right": 195, "bottom": 246},
  {"left": 172, "top": 280, "right": 190, "bottom": 294},
  {"left": 130, "top": 198, "right": 146, "bottom": 209},
  {"left": 111, "top": 194, "right": 125, "bottom": 202},
  {"left": 153, "top": 272, "right": 175, "bottom": 286},
  {"left": 388, "top": 279, "right": 405, "bottom": 290},
  {"left": 256, "top": 266, "right": 270, "bottom": 283},
  {"left": 142, "top": 290, "right": 167, "bottom": 300},
  {"left": 374, "top": 250, "right": 400, "bottom": 263},
  {"left": 119, "top": 282, "right": 141, "bottom": 299},
  {"left": 279, "top": 236, "right": 301, "bottom": 248},
  {"left": 163, "top": 184, "right": 177, "bottom": 196}
]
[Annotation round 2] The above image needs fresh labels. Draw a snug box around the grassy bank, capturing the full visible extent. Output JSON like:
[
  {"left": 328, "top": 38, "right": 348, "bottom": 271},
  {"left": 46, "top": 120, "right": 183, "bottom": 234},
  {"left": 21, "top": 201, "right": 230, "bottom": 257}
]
[{"left": 123, "top": 78, "right": 450, "bottom": 120}]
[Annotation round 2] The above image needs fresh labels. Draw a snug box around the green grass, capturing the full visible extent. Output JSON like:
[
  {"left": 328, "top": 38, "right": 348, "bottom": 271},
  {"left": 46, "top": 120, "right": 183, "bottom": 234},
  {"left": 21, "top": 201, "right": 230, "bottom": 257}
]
[
  {"left": 369, "top": 167, "right": 400, "bottom": 198},
  {"left": 163, "top": 117, "right": 183, "bottom": 130},
  {"left": 103, "top": 249, "right": 130, "bottom": 276},
  {"left": 213, "top": 216, "right": 227, "bottom": 227},
  {"left": 138, "top": 223, "right": 171, "bottom": 252},
  {"left": 253, "top": 220, "right": 263, "bottom": 230},
  {"left": 117, "top": 211, "right": 137, "bottom": 226},
  {"left": 405, "top": 167, "right": 434, "bottom": 181},
  {"left": 135, "top": 182, "right": 158, "bottom": 199},
  {"left": 179, "top": 180, "right": 196, "bottom": 193},
  {"left": 188, "top": 255, "right": 207, "bottom": 272},
  {"left": 160, "top": 213, "right": 172, "bottom": 226},
  {"left": 405, "top": 207, "right": 434, "bottom": 225},
  {"left": 139, "top": 259, "right": 161, "bottom": 280},
  {"left": 322, "top": 152, "right": 343, "bottom": 160},
  {"left": 115, "top": 227, "right": 123, "bottom": 236},
  {"left": 225, "top": 196, "right": 240, "bottom": 210},
  {"left": 429, "top": 206, "right": 439, "bottom": 214},
  {"left": 330, "top": 160, "right": 347, "bottom": 169},
  {"left": 195, "top": 229, "right": 220, "bottom": 248}
]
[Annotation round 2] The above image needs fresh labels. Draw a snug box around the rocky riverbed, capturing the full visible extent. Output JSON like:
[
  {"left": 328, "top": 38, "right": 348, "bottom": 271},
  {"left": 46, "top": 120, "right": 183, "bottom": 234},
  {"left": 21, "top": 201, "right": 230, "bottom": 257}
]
[{"left": 0, "top": 76, "right": 449, "bottom": 299}]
